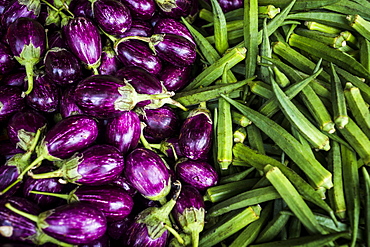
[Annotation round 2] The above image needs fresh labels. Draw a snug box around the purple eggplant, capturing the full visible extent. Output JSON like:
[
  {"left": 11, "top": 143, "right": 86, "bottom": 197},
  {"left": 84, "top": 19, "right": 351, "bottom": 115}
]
[
  {"left": 92, "top": 0, "right": 132, "bottom": 36},
  {"left": 107, "top": 215, "right": 134, "bottom": 240},
  {"left": 31, "top": 144, "right": 125, "bottom": 186},
  {"left": 1, "top": 0, "right": 41, "bottom": 30},
  {"left": 138, "top": 106, "right": 179, "bottom": 143},
  {"left": 0, "top": 0, "right": 9, "bottom": 15},
  {"left": 153, "top": 17, "right": 195, "bottom": 45},
  {"left": 44, "top": 47, "right": 82, "bottom": 86},
  {"left": 74, "top": 74, "right": 175, "bottom": 119},
  {"left": 172, "top": 185, "right": 205, "bottom": 247},
  {"left": 69, "top": 0, "right": 94, "bottom": 19},
  {"left": 123, "top": 220, "right": 169, "bottom": 247},
  {"left": 47, "top": 30, "right": 68, "bottom": 49},
  {"left": 98, "top": 42, "right": 122, "bottom": 76},
  {"left": 22, "top": 165, "right": 66, "bottom": 210},
  {"left": 120, "top": 0, "right": 155, "bottom": 20},
  {"left": 0, "top": 140, "right": 24, "bottom": 161},
  {"left": 160, "top": 64, "right": 192, "bottom": 92},
  {"left": 5, "top": 202, "right": 107, "bottom": 245},
  {"left": 0, "top": 85, "right": 25, "bottom": 122},
  {"left": 6, "top": 110, "right": 47, "bottom": 151},
  {"left": 217, "top": 0, "right": 243, "bottom": 12},
  {"left": 124, "top": 148, "right": 171, "bottom": 202},
  {"left": 105, "top": 111, "right": 141, "bottom": 154},
  {"left": 31, "top": 185, "right": 134, "bottom": 221},
  {"left": 119, "top": 19, "right": 153, "bottom": 38},
  {"left": 114, "top": 39, "right": 162, "bottom": 75},
  {"left": 59, "top": 85, "right": 84, "bottom": 118},
  {"left": 1, "top": 71, "right": 26, "bottom": 87},
  {"left": 25, "top": 72, "right": 59, "bottom": 113},
  {"left": 0, "top": 42, "right": 16, "bottom": 75},
  {"left": 151, "top": 137, "right": 183, "bottom": 160},
  {"left": 178, "top": 103, "right": 212, "bottom": 160},
  {"left": 175, "top": 158, "right": 218, "bottom": 190},
  {"left": 63, "top": 17, "right": 102, "bottom": 74},
  {"left": 6, "top": 17, "right": 46, "bottom": 95},
  {"left": 155, "top": 0, "right": 192, "bottom": 18},
  {"left": 79, "top": 233, "right": 110, "bottom": 247},
  {"left": 0, "top": 155, "right": 26, "bottom": 198},
  {"left": 110, "top": 174, "right": 137, "bottom": 197}
]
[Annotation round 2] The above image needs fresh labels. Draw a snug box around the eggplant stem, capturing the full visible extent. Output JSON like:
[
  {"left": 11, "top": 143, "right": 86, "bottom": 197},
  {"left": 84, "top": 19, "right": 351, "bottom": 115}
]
[
  {"left": 5, "top": 203, "right": 39, "bottom": 223},
  {"left": 23, "top": 62, "right": 35, "bottom": 96},
  {"left": 191, "top": 230, "right": 200, "bottom": 247},
  {"left": 163, "top": 223, "right": 185, "bottom": 245},
  {"left": 30, "top": 190, "right": 69, "bottom": 200}
]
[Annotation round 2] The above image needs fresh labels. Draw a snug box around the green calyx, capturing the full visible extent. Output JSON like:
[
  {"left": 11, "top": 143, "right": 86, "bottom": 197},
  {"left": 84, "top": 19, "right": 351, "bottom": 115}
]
[
  {"left": 177, "top": 207, "right": 205, "bottom": 247},
  {"left": 19, "top": 0, "right": 41, "bottom": 16},
  {"left": 155, "top": 0, "right": 178, "bottom": 13}
]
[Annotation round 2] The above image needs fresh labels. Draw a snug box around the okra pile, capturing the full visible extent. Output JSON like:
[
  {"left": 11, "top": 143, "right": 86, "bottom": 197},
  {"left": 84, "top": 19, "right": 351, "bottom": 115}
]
[{"left": 1, "top": 0, "right": 370, "bottom": 246}]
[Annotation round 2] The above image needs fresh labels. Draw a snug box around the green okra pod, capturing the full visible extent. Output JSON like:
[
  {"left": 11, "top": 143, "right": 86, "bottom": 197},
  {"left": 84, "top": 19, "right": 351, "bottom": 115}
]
[
  {"left": 362, "top": 166, "right": 370, "bottom": 247},
  {"left": 287, "top": 12, "right": 350, "bottom": 29},
  {"left": 330, "top": 63, "right": 349, "bottom": 129},
  {"left": 210, "top": 0, "right": 228, "bottom": 54},
  {"left": 255, "top": 211, "right": 291, "bottom": 243},
  {"left": 232, "top": 110, "right": 252, "bottom": 127},
  {"left": 233, "top": 126, "right": 247, "bottom": 143},
  {"left": 359, "top": 36, "right": 370, "bottom": 72},
  {"left": 304, "top": 21, "right": 342, "bottom": 34},
  {"left": 294, "top": 28, "right": 346, "bottom": 48}
]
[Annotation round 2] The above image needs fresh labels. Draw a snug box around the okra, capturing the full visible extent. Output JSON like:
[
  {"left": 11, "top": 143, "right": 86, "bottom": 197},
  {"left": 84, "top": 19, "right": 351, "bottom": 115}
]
[
  {"left": 362, "top": 166, "right": 370, "bottom": 247},
  {"left": 359, "top": 36, "right": 370, "bottom": 72},
  {"left": 304, "top": 21, "right": 342, "bottom": 34},
  {"left": 288, "top": 217, "right": 302, "bottom": 239},
  {"left": 259, "top": 18, "right": 272, "bottom": 84},
  {"left": 219, "top": 167, "right": 255, "bottom": 184},
  {"left": 249, "top": 80, "right": 274, "bottom": 99},
  {"left": 255, "top": 211, "right": 291, "bottom": 243},
  {"left": 324, "top": 1, "right": 370, "bottom": 21},
  {"left": 232, "top": 110, "right": 252, "bottom": 127},
  {"left": 210, "top": 0, "right": 228, "bottom": 54},
  {"left": 340, "top": 31, "right": 358, "bottom": 48},
  {"left": 273, "top": 66, "right": 290, "bottom": 87},
  {"left": 294, "top": 28, "right": 346, "bottom": 48},
  {"left": 287, "top": 12, "right": 350, "bottom": 29},
  {"left": 199, "top": 205, "right": 261, "bottom": 247},
  {"left": 257, "top": 0, "right": 342, "bottom": 11},
  {"left": 247, "top": 124, "right": 266, "bottom": 155},
  {"left": 233, "top": 126, "right": 247, "bottom": 143},
  {"left": 330, "top": 63, "right": 349, "bottom": 129}
]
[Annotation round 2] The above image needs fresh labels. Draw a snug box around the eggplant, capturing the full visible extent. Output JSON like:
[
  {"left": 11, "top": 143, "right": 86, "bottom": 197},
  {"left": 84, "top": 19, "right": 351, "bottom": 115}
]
[
  {"left": 74, "top": 75, "right": 175, "bottom": 119},
  {"left": 150, "top": 33, "right": 196, "bottom": 67},
  {"left": 79, "top": 233, "right": 110, "bottom": 247},
  {"left": 1, "top": 71, "right": 26, "bottom": 87},
  {"left": 5, "top": 202, "right": 107, "bottom": 245},
  {"left": 63, "top": 17, "right": 102, "bottom": 74},
  {"left": 155, "top": 0, "right": 192, "bottom": 18},
  {"left": 92, "top": 0, "right": 132, "bottom": 36},
  {"left": 59, "top": 85, "right": 84, "bottom": 118},
  {"left": 110, "top": 174, "right": 137, "bottom": 197},
  {"left": 31, "top": 185, "right": 134, "bottom": 221},
  {"left": 175, "top": 158, "right": 218, "bottom": 190},
  {"left": 120, "top": 0, "right": 156, "bottom": 20},
  {"left": 159, "top": 64, "right": 192, "bottom": 92},
  {"left": 1, "top": 0, "right": 41, "bottom": 30},
  {"left": 0, "top": 85, "right": 25, "bottom": 122},
  {"left": 138, "top": 106, "right": 179, "bottom": 143},
  {"left": 178, "top": 103, "right": 212, "bottom": 160},
  {"left": 44, "top": 47, "right": 82, "bottom": 86},
  {"left": 151, "top": 137, "right": 183, "bottom": 160},
  {"left": 0, "top": 0, "right": 9, "bottom": 15},
  {"left": 217, "top": 0, "right": 243, "bottom": 12},
  {"left": 0, "top": 156, "right": 25, "bottom": 198},
  {"left": 124, "top": 148, "right": 171, "bottom": 202},
  {"left": 0, "top": 140, "right": 24, "bottom": 161},
  {"left": 153, "top": 17, "right": 195, "bottom": 45},
  {"left": 0, "top": 42, "right": 16, "bottom": 75},
  {"left": 105, "top": 111, "right": 141, "bottom": 154},
  {"left": 119, "top": 19, "right": 153, "bottom": 38},
  {"left": 123, "top": 220, "right": 169, "bottom": 247},
  {"left": 69, "top": 0, "right": 94, "bottom": 19},
  {"left": 114, "top": 39, "right": 162, "bottom": 75},
  {"left": 107, "top": 215, "right": 134, "bottom": 240},
  {"left": 6, "top": 110, "right": 47, "bottom": 151},
  {"left": 172, "top": 185, "right": 205, "bottom": 247},
  {"left": 98, "top": 42, "right": 122, "bottom": 76},
  {"left": 31, "top": 144, "right": 125, "bottom": 186},
  {"left": 6, "top": 17, "right": 46, "bottom": 95},
  {"left": 47, "top": 30, "right": 68, "bottom": 49},
  {"left": 25, "top": 72, "right": 60, "bottom": 113}
]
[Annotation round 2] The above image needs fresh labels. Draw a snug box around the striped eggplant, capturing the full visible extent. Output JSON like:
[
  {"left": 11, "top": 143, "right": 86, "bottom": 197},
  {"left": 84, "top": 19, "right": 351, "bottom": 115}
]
[{"left": 0, "top": 85, "right": 25, "bottom": 122}]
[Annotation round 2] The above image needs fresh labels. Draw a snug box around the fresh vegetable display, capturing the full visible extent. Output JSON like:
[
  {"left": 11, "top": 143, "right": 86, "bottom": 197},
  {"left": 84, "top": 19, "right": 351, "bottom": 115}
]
[{"left": 3, "top": 0, "right": 370, "bottom": 246}]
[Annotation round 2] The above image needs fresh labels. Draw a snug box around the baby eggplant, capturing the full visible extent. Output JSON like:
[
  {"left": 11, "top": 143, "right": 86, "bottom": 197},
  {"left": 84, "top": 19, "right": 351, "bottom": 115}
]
[{"left": 0, "top": 85, "right": 25, "bottom": 122}]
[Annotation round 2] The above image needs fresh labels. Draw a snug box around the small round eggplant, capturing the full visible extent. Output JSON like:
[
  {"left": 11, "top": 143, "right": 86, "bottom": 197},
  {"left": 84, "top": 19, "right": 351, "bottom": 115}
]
[
  {"left": 0, "top": 42, "right": 16, "bottom": 75},
  {"left": 105, "top": 111, "right": 141, "bottom": 154},
  {"left": 5, "top": 202, "right": 107, "bottom": 245},
  {"left": 178, "top": 104, "right": 212, "bottom": 160},
  {"left": 25, "top": 72, "right": 60, "bottom": 113},
  {"left": 119, "top": 19, "right": 153, "bottom": 38},
  {"left": 172, "top": 185, "right": 205, "bottom": 247},
  {"left": 155, "top": 0, "right": 192, "bottom": 18},
  {"left": 120, "top": 0, "right": 156, "bottom": 20},
  {"left": 44, "top": 47, "right": 82, "bottom": 86},
  {"left": 124, "top": 148, "right": 171, "bottom": 202},
  {"left": 1, "top": 71, "right": 26, "bottom": 87},
  {"left": 69, "top": 0, "right": 94, "bottom": 19},
  {"left": 123, "top": 220, "right": 169, "bottom": 247},
  {"left": 115, "top": 39, "right": 162, "bottom": 75},
  {"left": 6, "top": 110, "right": 47, "bottom": 150},
  {"left": 63, "top": 17, "right": 102, "bottom": 73},
  {"left": 31, "top": 144, "right": 125, "bottom": 186},
  {"left": 159, "top": 64, "right": 192, "bottom": 92},
  {"left": 150, "top": 33, "right": 196, "bottom": 67},
  {"left": 98, "top": 42, "right": 122, "bottom": 76},
  {"left": 175, "top": 158, "right": 218, "bottom": 190},
  {"left": 217, "top": 0, "right": 243, "bottom": 12},
  {"left": 139, "top": 106, "right": 179, "bottom": 143},
  {"left": 0, "top": 85, "right": 25, "bottom": 122},
  {"left": 1, "top": 0, "right": 41, "bottom": 30},
  {"left": 153, "top": 17, "right": 195, "bottom": 45},
  {"left": 6, "top": 17, "right": 46, "bottom": 95},
  {"left": 92, "top": 0, "right": 132, "bottom": 36},
  {"left": 59, "top": 85, "right": 84, "bottom": 118}
]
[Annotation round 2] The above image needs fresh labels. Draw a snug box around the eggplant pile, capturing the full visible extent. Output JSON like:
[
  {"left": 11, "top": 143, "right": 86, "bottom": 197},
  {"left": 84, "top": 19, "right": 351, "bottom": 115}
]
[{"left": 0, "top": 0, "right": 220, "bottom": 246}]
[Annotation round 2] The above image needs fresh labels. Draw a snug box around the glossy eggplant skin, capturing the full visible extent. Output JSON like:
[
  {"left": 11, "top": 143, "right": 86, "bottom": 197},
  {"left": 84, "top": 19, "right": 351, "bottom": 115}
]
[
  {"left": 173, "top": 185, "right": 204, "bottom": 216},
  {"left": 0, "top": 85, "right": 25, "bottom": 122},
  {"left": 139, "top": 106, "right": 179, "bottom": 143},
  {"left": 160, "top": 64, "right": 191, "bottom": 92},
  {"left": 93, "top": 0, "right": 132, "bottom": 36},
  {"left": 44, "top": 47, "right": 82, "bottom": 86},
  {"left": 98, "top": 44, "right": 122, "bottom": 76},
  {"left": 105, "top": 111, "right": 141, "bottom": 154},
  {"left": 178, "top": 106, "right": 213, "bottom": 160},
  {"left": 41, "top": 115, "right": 99, "bottom": 159},
  {"left": 6, "top": 109, "right": 47, "bottom": 146},
  {"left": 175, "top": 159, "right": 218, "bottom": 190},
  {"left": 155, "top": 0, "right": 192, "bottom": 18},
  {"left": 59, "top": 85, "right": 84, "bottom": 118},
  {"left": 115, "top": 40, "right": 162, "bottom": 75},
  {"left": 153, "top": 17, "right": 195, "bottom": 45},
  {"left": 110, "top": 174, "right": 137, "bottom": 197},
  {"left": 1, "top": 71, "right": 26, "bottom": 87},
  {"left": 79, "top": 233, "right": 110, "bottom": 247},
  {"left": 0, "top": 42, "right": 16, "bottom": 75},
  {"left": 0, "top": 196, "right": 41, "bottom": 244},
  {"left": 47, "top": 30, "right": 68, "bottom": 49},
  {"left": 107, "top": 215, "right": 133, "bottom": 240},
  {"left": 152, "top": 33, "right": 196, "bottom": 67},
  {"left": 0, "top": 164, "right": 21, "bottom": 198},
  {"left": 120, "top": 0, "right": 155, "bottom": 20},
  {"left": 119, "top": 19, "right": 153, "bottom": 38},
  {"left": 122, "top": 221, "right": 168, "bottom": 247},
  {"left": 63, "top": 17, "right": 102, "bottom": 69},
  {"left": 72, "top": 185, "right": 134, "bottom": 221},
  {"left": 217, "top": 0, "right": 243, "bottom": 12},
  {"left": 125, "top": 148, "right": 171, "bottom": 201},
  {"left": 40, "top": 202, "right": 107, "bottom": 244},
  {"left": 1, "top": 0, "right": 41, "bottom": 30},
  {"left": 69, "top": 0, "right": 94, "bottom": 19}
]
